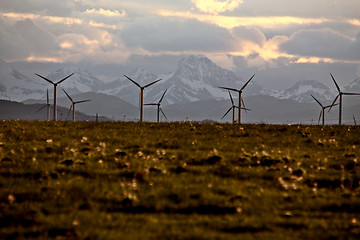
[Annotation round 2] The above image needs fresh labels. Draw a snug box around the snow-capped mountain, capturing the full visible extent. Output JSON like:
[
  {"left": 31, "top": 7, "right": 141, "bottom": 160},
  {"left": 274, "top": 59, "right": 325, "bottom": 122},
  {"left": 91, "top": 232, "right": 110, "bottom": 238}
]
[
  {"left": 3, "top": 55, "right": 358, "bottom": 107},
  {"left": 152, "top": 55, "right": 263, "bottom": 105},
  {"left": 100, "top": 68, "right": 160, "bottom": 106},
  {"left": 39, "top": 67, "right": 105, "bottom": 95},
  {"left": 344, "top": 78, "right": 360, "bottom": 92},
  {"left": 100, "top": 55, "right": 263, "bottom": 106},
  {"left": 0, "top": 60, "right": 107, "bottom": 101},
  {"left": 0, "top": 59, "right": 46, "bottom": 101},
  {"left": 264, "top": 80, "right": 336, "bottom": 103}
]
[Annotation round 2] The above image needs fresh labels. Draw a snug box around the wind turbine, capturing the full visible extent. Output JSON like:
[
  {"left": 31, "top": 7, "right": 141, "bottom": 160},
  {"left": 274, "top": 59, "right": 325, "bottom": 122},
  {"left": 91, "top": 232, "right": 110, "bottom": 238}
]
[
  {"left": 63, "top": 89, "right": 90, "bottom": 122},
  {"left": 353, "top": 115, "right": 357, "bottom": 126},
  {"left": 219, "top": 74, "right": 255, "bottom": 124},
  {"left": 329, "top": 73, "right": 360, "bottom": 125},
  {"left": 35, "top": 89, "right": 51, "bottom": 121},
  {"left": 221, "top": 91, "right": 251, "bottom": 124},
  {"left": 35, "top": 72, "right": 74, "bottom": 121},
  {"left": 144, "top": 89, "right": 168, "bottom": 123},
  {"left": 311, "top": 94, "right": 338, "bottom": 126},
  {"left": 124, "top": 75, "right": 162, "bottom": 122}
]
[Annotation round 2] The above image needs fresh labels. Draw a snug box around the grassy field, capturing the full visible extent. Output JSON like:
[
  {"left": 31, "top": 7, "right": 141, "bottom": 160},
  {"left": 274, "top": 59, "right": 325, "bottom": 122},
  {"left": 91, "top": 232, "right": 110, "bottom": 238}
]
[{"left": 0, "top": 121, "right": 360, "bottom": 239}]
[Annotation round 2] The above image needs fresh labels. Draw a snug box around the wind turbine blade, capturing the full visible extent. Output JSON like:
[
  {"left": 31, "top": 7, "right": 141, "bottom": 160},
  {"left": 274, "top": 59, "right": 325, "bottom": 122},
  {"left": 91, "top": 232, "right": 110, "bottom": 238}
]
[
  {"left": 311, "top": 94, "right": 323, "bottom": 107},
  {"left": 158, "top": 89, "right": 167, "bottom": 104},
  {"left": 353, "top": 115, "right": 357, "bottom": 125},
  {"left": 36, "top": 104, "right": 47, "bottom": 113},
  {"left": 343, "top": 92, "right": 360, "bottom": 96},
  {"left": 240, "top": 74, "right": 255, "bottom": 91},
  {"left": 35, "top": 73, "right": 55, "bottom": 85},
  {"left": 57, "top": 73, "right": 74, "bottom": 85},
  {"left": 75, "top": 99, "right": 91, "bottom": 104},
  {"left": 328, "top": 94, "right": 339, "bottom": 112},
  {"left": 219, "top": 86, "right": 238, "bottom": 92},
  {"left": 221, "top": 107, "right": 232, "bottom": 120},
  {"left": 144, "top": 103, "right": 157, "bottom": 106},
  {"left": 330, "top": 73, "right": 341, "bottom": 93},
  {"left": 67, "top": 105, "right": 73, "bottom": 120},
  {"left": 318, "top": 110, "right": 322, "bottom": 125},
  {"left": 241, "top": 96, "right": 247, "bottom": 113},
  {"left": 46, "top": 89, "right": 49, "bottom": 104},
  {"left": 241, "top": 107, "right": 251, "bottom": 111},
  {"left": 62, "top": 89, "right": 73, "bottom": 103},
  {"left": 228, "top": 91, "right": 234, "bottom": 105},
  {"left": 160, "top": 108, "right": 167, "bottom": 120},
  {"left": 324, "top": 103, "right": 339, "bottom": 109},
  {"left": 124, "top": 75, "right": 141, "bottom": 88},
  {"left": 143, "top": 78, "right": 162, "bottom": 88}
]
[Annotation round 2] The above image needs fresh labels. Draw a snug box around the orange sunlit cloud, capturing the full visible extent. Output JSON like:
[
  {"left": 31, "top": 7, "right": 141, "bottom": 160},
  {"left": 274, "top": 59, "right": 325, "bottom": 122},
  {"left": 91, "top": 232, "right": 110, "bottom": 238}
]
[
  {"left": 60, "top": 42, "right": 73, "bottom": 49},
  {"left": 348, "top": 19, "right": 360, "bottom": 26},
  {"left": 1, "top": 12, "right": 82, "bottom": 25},
  {"left": 25, "top": 56, "right": 61, "bottom": 63},
  {"left": 191, "top": 0, "right": 243, "bottom": 15},
  {"left": 230, "top": 38, "right": 294, "bottom": 60},
  {"left": 158, "top": 10, "right": 328, "bottom": 29},
  {"left": 84, "top": 8, "right": 126, "bottom": 17},
  {"left": 295, "top": 57, "right": 334, "bottom": 64}
]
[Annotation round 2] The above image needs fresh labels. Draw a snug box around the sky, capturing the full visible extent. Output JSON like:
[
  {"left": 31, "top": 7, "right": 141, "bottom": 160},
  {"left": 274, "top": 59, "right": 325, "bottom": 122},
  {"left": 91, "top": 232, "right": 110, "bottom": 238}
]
[{"left": 0, "top": 0, "right": 360, "bottom": 89}]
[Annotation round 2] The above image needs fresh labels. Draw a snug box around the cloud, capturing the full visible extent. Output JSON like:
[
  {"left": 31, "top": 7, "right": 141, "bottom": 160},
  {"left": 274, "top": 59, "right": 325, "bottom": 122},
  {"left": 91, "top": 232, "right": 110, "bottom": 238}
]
[
  {"left": 120, "top": 16, "right": 236, "bottom": 52},
  {"left": 0, "top": 17, "right": 59, "bottom": 61},
  {"left": 231, "top": 54, "right": 360, "bottom": 90},
  {"left": 280, "top": 28, "right": 360, "bottom": 61},
  {"left": 0, "top": 0, "right": 76, "bottom": 17},
  {"left": 232, "top": 26, "right": 266, "bottom": 46},
  {"left": 84, "top": 8, "right": 126, "bottom": 17},
  {"left": 191, "top": 0, "right": 243, "bottom": 15},
  {"left": 158, "top": 10, "right": 329, "bottom": 30},
  {"left": 237, "top": 0, "right": 360, "bottom": 19},
  {"left": 14, "top": 18, "right": 59, "bottom": 54}
]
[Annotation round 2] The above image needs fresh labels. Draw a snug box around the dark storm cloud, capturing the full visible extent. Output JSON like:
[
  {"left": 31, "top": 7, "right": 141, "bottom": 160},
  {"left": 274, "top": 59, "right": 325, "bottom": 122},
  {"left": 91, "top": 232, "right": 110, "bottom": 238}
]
[
  {"left": 120, "top": 16, "right": 236, "bottom": 52},
  {"left": 259, "top": 21, "right": 360, "bottom": 41},
  {"left": 0, "top": 17, "right": 29, "bottom": 59},
  {"left": 0, "top": 17, "right": 58, "bottom": 59},
  {"left": 280, "top": 29, "right": 360, "bottom": 61},
  {"left": 231, "top": 26, "right": 266, "bottom": 46},
  {"left": 15, "top": 19, "right": 58, "bottom": 54},
  {"left": 233, "top": 0, "right": 360, "bottom": 19},
  {"left": 232, "top": 55, "right": 360, "bottom": 90},
  {"left": 0, "top": 0, "right": 76, "bottom": 17}
]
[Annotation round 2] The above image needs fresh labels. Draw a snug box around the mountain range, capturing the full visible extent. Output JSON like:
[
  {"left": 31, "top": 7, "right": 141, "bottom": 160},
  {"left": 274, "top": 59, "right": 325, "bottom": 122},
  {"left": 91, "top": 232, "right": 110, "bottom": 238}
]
[{"left": 1, "top": 55, "right": 360, "bottom": 123}]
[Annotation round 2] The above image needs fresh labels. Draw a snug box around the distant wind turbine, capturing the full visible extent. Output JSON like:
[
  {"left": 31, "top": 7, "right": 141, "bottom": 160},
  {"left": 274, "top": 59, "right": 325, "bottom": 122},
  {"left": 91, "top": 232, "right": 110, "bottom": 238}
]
[
  {"left": 329, "top": 73, "right": 360, "bottom": 125},
  {"left": 35, "top": 89, "right": 51, "bottom": 121},
  {"left": 222, "top": 91, "right": 251, "bottom": 124},
  {"left": 35, "top": 72, "right": 74, "bottom": 121},
  {"left": 63, "top": 89, "right": 90, "bottom": 121},
  {"left": 311, "top": 94, "right": 338, "bottom": 126},
  {"left": 219, "top": 74, "right": 255, "bottom": 124},
  {"left": 124, "top": 75, "right": 162, "bottom": 122},
  {"left": 144, "top": 89, "right": 168, "bottom": 123},
  {"left": 353, "top": 115, "right": 357, "bottom": 126}
]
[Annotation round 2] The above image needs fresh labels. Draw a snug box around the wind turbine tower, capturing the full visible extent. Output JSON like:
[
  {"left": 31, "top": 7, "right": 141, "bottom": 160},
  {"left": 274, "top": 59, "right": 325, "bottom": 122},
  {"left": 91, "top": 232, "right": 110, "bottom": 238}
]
[
  {"left": 124, "top": 75, "right": 162, "bottom": 122},
  {"left": 144, "top": 89, "right": 168, "bottom": 123},
  {"left": 222, "top": 91, "right": 251, "bottom": 123},
  {"left": 35, "top": 72, "right": 74, "bottom": 121},
  {"left": 219, "top": 74, "right": 255, "bottom": 124},
  {"left": 329, "top": 73, "right": 360, "bottom": 125},
  {"left": 63, "top": 89, "right": 91, "bottom": 121}
]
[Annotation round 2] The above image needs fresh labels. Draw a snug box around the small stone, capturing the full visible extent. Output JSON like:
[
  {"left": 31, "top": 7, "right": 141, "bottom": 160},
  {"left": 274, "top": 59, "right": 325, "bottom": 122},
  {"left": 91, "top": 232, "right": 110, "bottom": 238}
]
[
  {"left": 60, "top": 159, "right": 74, "bottom": 166},
  {"left": 205, "top": 155, "right": 221, "bottom": 165}
]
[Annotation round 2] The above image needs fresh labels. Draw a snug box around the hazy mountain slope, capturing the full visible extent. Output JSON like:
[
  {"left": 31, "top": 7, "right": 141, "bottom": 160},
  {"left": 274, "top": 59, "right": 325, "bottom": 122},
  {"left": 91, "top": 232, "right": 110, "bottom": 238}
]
[{"left": 0, "top": 99, "right": 108, "bottom": 121}]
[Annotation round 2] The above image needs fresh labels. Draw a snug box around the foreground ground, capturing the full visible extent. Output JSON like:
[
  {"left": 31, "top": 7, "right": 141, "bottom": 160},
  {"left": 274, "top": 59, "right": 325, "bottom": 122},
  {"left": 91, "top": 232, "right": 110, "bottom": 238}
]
[{"left": 0, "top": 121, "right": 360, "bottom": 239}]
